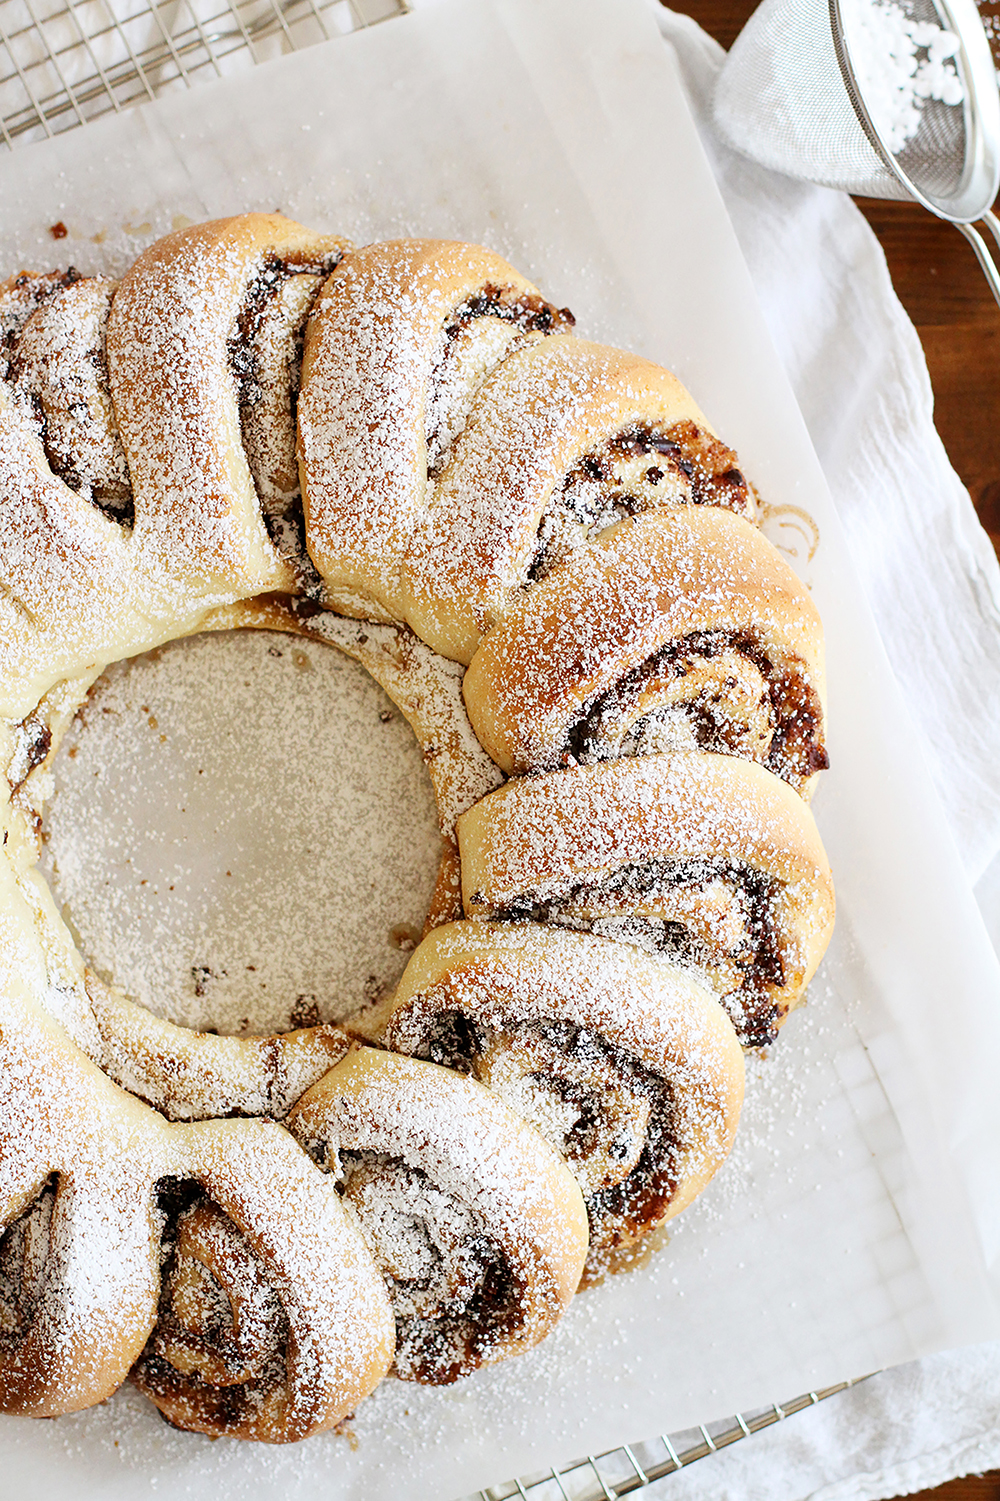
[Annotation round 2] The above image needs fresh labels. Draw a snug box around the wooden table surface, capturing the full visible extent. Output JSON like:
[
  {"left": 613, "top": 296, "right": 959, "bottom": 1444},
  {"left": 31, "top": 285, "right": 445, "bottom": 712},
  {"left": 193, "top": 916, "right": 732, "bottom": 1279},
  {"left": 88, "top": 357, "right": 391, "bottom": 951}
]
[{"left": 678, "top": 2, "right": 1000, "bottom": 1497}]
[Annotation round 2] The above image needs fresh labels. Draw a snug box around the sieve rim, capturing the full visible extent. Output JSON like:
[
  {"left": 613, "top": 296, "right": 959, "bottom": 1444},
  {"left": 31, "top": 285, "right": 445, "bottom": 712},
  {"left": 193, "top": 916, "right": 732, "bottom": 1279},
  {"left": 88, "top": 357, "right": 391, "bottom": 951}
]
[{"left": 829, "top": 0, "right": 1000, "bottom": 220}]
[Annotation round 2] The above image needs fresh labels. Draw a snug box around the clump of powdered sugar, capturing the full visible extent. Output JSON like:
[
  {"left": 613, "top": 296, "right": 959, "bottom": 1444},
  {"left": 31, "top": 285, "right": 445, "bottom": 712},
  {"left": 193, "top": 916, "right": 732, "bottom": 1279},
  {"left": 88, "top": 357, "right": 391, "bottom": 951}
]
[{"left": 840, "top": 0, "right": 965, "bottom": 153}]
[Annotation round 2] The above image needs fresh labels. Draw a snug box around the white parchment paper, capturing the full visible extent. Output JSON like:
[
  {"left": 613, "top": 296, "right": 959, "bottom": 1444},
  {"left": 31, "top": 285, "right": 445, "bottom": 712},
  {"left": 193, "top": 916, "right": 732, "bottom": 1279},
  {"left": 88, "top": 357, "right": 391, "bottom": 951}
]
[{"left": 2, "top": 1, "right": 1000, "bottom": 1497}]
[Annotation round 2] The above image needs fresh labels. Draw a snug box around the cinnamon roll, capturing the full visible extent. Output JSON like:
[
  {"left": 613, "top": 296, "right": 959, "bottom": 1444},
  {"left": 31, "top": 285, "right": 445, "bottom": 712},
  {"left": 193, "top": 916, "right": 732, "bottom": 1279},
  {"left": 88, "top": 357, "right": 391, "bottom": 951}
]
[
  {"left": 131, "top": 1116, "right": 396, "bottom": 1442},
  {"left": 286, "top": 1045, "right": 587, "bottom": 1382},
  {"left": 108, "top": 214, "right": 347, "bottom": 594},
  {"left": 457, "top": 753, "right": 835, "bottom": 1046},
  {"left": 1, "top": 272, "right": 131, "bottom": 522},
  {"left": 374, "top": 922, "right": 744, "bottom": 1281},
  {"left": 463, "top": 507, "right": 827, "bottom": 794},
  {"left": 401, "top": 336, "right": 756, "bottom": 663},
  {"left": 297, "top": 239, "right": 574, "bottom": 622}
]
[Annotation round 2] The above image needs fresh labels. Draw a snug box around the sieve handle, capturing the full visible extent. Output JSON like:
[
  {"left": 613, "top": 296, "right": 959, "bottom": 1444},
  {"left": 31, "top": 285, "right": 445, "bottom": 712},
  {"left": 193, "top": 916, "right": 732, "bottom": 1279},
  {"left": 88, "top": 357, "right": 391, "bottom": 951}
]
[
  {"left": 982, "top": 210, "right": 1000, "bottom": 260},
  {"left": 955, "top": 217, "right": 1000, "bottom": 312}
]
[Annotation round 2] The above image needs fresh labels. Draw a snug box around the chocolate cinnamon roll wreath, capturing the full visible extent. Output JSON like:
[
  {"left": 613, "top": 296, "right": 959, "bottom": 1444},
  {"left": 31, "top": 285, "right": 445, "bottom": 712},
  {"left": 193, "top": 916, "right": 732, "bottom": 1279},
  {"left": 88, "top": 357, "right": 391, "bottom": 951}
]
[{"left": 0, "top": 213, "right": 834, "bottom": 1438}]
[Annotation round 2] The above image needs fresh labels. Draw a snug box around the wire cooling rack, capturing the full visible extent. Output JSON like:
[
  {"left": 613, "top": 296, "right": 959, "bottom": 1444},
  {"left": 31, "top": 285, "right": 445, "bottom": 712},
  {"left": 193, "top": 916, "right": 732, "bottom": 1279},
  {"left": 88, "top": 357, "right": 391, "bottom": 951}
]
[
  {"left": 457, "top": 1378, "right": 874, "bottom": 1501},
  {"left": 0, "top": 0, "right": 874, "bottom": 1491},
  {"left": 0, "top": 0, "right": 405, "bottom": 148}
]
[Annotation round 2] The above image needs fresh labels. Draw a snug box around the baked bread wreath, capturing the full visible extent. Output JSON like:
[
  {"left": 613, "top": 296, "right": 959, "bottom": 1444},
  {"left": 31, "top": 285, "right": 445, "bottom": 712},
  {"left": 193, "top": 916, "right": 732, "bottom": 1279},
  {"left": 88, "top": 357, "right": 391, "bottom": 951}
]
[{"left": 0, "top": 214, "right": 832, "bottom": 1440}]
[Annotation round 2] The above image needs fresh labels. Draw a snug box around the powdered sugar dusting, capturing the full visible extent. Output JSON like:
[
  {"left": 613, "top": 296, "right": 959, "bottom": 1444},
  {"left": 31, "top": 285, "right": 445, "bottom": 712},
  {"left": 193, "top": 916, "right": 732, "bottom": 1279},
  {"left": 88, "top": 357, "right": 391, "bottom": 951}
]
[
  {"left": 41, "top": 630, "right": 442, "bottom": 1035},
  {"left": 0, "top": 212, "right": 835, "bottom": 1455},
  {"left": 402, "top": 338, "right": 751, "bottom": 662}
]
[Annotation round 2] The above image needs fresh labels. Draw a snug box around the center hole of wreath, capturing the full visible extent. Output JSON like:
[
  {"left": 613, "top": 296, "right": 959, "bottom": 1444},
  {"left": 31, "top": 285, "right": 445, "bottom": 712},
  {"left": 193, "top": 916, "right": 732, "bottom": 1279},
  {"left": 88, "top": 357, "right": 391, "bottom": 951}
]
[{"left": 40, "top": 630, "right": 441, "bottom": 1036}]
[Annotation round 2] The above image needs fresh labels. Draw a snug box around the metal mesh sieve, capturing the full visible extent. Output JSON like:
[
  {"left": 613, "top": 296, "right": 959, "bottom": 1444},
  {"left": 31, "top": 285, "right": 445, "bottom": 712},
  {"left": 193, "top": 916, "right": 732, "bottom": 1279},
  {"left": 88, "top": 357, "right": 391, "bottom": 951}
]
[{"left": 714, "top": 0, "right": 1000, "bottom": 302}]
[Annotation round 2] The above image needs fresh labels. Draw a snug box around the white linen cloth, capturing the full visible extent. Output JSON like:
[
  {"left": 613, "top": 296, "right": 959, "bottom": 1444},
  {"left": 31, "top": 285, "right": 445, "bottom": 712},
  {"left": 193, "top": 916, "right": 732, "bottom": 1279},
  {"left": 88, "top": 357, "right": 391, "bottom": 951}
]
[{"left": 641, "top": 7, "right": 1000, "bottom": 1497}]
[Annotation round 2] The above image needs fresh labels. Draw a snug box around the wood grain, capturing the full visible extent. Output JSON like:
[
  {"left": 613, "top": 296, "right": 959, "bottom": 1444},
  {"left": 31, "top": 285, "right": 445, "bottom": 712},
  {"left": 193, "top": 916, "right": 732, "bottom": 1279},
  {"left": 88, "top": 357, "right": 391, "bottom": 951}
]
[
  {"left": 905, "top": 1477, "right": 1000, "bottom": 1500},
  {"left": 675, "top": 1, "right": 999, "bottom": 1495}
]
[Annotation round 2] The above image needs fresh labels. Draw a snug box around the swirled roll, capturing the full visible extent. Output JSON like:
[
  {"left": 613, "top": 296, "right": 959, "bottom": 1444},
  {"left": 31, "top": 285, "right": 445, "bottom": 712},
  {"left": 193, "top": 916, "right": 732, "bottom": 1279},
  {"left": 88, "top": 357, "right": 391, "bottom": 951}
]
[
  {"left": 463, "top": 507, "right": 827, "bottom": 794},
  {"left": 457, "top": 754, "right": 835, "bottom": 1046},
  {"left": 401, "top": 337, "right": 756, "bottom": 663},
  {"left": 376, "top": 922, "right": 744, "bottom": 1282},
  {"left": 108, "top": 214, "right": 347, "bottom": 593},
  {"left": 298, "top": 239, "right": 574, "bottom": 622},
  {"left": 0, "top": 1145, "right": 162, "bottom": 1417},
  {"left": 131, "top": 1116, "right": 396, "bottom": 1442},
  {"left": 0, "top": 373, "right": 138, "bottom": 720},
  {"left": 286, "top": 1044, "right": 588, "bottom": 1382}
]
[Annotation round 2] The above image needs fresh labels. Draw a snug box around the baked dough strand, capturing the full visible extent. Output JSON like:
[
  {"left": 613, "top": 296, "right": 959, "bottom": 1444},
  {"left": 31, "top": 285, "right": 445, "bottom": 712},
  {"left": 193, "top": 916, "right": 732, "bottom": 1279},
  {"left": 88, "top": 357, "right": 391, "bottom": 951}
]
[{"left": 298, "top": 239, "right": 573, "bottom": 622}]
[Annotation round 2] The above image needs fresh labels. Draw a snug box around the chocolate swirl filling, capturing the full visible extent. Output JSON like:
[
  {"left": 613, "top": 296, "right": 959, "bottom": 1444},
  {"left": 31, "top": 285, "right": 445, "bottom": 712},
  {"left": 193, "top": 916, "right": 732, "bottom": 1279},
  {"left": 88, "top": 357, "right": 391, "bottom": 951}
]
[
  {"left": 393, "top": 1012, "right": 682, "bottom": 1269},
  {"left": 564, "top": 629, "right": 828, "bottom": 790},
  {"left": 492, "top": 857, "right": 785, "bottom": 1048},
  {"left": 0, "top": 1178, "right": 58, "bottom": 1344},
  {"left": 333, "top": 1149, "right": 521, "bottom": 1385},
  {"left": 2, "top": 270, "right": 135, "bottom": 525},
  {"left": 426, "top": 283, "right": 575, "bottom": 479},
  {"left": 228, "top": 249, "right": 343, "bottom": 588},
  {"left": 527, "top": 419, "right": 753, "bottom": 586},
  {"left": 133, "top": 1178, "right": 291, "bottom": 1435}
]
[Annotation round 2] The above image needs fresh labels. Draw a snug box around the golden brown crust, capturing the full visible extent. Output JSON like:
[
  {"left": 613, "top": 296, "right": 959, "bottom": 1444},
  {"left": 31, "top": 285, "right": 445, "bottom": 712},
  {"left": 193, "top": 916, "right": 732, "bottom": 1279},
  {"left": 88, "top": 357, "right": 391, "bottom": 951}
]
[
  {"left": 0, "top": 1105, "right": 163, "bottom": 1415},
  {"left": 0, "top": 377, "right": 138, "bottom": 720},
  {"left": 0, "top": 850, "right": 167, "bottom": 1417},
  {"left": 84, "top": 971, "right": 353, "bottom": 1123},
  {"left": 463, "top": 507, "right": 827, "bottom": 793},
  {"left": 131, "top": 1117, "right": 396, "bottom": 1442}
]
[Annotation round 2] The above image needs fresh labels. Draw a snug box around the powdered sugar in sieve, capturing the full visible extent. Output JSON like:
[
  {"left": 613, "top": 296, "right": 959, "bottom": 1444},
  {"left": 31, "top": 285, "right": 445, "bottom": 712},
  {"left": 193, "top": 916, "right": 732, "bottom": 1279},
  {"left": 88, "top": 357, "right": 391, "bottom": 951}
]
[{"left": 839, "top": 0, "right": 965, "bottom": 152}]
